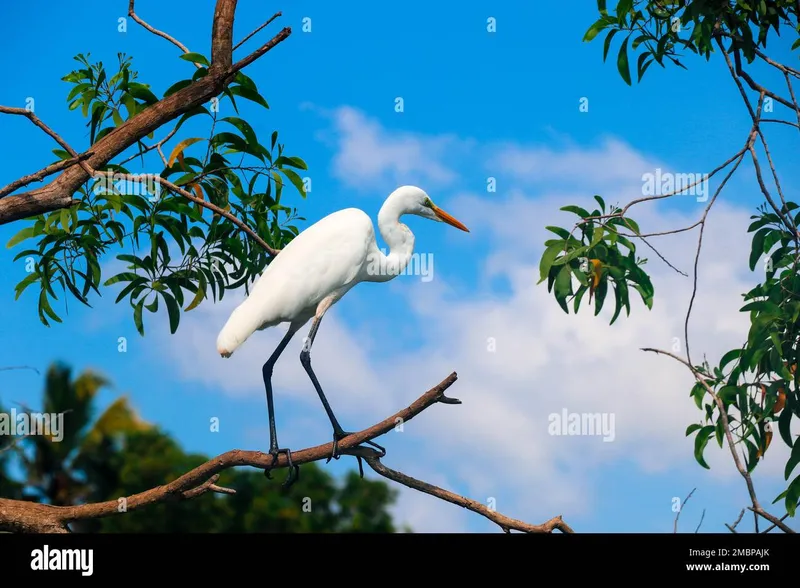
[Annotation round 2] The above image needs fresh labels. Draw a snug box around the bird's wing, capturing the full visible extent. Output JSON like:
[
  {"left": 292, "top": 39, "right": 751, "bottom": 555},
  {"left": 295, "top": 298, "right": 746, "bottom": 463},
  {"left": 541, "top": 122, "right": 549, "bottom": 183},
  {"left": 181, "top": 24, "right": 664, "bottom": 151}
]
[{"left": 244, "top": 208, "right": 375, "bottom": 324}]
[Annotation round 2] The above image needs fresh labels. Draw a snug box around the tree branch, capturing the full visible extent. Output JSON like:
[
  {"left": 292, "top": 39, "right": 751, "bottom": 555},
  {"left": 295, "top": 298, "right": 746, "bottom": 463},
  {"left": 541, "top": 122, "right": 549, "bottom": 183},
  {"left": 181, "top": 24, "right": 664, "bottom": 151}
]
[
  {"left": 0, "top": 152, "right": 93, "bottom": 199},
  {"left": 128, "top": 0, "right": 192, "bottom": 57},
  {"left": 233, "top": 12, "right": 282, "bottom": 51},
  {"left": 92, "top": 170, "right": 281, "bottom": 256},
  {"left": 360, "top": 451, "right": 573, "bottom": 533},
  {"left": 641, "top": 348, "right": 795, "bottom": 534},
  {"left": 0, "top": 372, "right": 573, "bottom": 534},
  {"left": 0, "top": 0, "right": 291, "bottom": 226}
]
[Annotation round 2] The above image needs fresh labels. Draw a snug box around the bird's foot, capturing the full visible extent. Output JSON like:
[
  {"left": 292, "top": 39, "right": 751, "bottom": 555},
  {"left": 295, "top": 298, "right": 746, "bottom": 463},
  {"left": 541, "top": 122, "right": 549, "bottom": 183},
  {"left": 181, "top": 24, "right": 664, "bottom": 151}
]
[
  {"left": 263, "top": 446, "right": 300, "bottom": 488},
  {"left": 328, "top": 429, "right": 386, "bottom": 463}
]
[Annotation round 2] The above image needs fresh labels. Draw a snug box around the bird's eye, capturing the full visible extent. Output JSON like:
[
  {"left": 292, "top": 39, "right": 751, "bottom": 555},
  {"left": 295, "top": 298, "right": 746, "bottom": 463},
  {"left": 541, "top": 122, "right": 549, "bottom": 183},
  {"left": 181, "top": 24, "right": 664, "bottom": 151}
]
[{"left": 424, "top": 198, "right": 433, "bottom": 208}]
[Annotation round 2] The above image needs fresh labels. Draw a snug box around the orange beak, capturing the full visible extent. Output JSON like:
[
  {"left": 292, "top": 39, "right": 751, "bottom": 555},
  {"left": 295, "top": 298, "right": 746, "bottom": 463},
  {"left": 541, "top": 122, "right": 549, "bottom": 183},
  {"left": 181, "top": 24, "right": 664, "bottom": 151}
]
[{"left": 432, "top": 204, "right": 470, "bottom": 232}]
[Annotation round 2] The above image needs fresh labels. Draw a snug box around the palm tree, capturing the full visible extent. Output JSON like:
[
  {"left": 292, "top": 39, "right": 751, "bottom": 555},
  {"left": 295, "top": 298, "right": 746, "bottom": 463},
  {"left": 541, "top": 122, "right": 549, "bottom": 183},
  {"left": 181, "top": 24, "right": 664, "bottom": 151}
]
[{"left": 6, "top": 362, "right": 149, "bottom": 507}]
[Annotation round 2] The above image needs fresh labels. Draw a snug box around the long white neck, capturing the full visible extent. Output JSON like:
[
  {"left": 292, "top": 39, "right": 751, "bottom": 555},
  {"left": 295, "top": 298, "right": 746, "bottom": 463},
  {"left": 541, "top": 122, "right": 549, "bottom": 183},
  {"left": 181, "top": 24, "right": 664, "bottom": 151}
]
[{"left": 366, "top": 196, "right": 415, "bottom": 282}]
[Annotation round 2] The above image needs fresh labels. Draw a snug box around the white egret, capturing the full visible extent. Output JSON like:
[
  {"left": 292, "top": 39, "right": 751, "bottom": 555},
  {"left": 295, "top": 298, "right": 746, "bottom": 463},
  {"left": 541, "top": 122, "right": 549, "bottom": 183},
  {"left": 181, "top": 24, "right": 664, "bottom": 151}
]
[{"left": 216, "top": 185, "right": 469, "bottom": 486}]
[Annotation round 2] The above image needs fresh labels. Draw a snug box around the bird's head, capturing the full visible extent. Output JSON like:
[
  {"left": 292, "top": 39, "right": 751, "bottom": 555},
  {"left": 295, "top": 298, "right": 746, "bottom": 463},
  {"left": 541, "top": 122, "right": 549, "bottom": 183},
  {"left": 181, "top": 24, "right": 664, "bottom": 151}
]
[{"left": 392, "top": 185, "right": 470, "bottom": 232}]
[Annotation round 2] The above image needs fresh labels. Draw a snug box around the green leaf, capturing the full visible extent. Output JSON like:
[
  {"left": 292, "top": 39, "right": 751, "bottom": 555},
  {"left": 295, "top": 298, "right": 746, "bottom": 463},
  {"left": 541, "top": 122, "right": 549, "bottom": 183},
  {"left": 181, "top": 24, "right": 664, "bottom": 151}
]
[
  {"left": 786, "top": 437, "right": 800, "bottom": 480},
  {"left": 14, "top": 272, "right": 39, "bottom": 301},
  {"left": 584, "top": 18, "right": 607, "bottom": 42},
  {"left": 693, "top": 425, "right": 715, "bottom": 469},
  {"left": 539, "top": 244, "right": 564, "bottom": 283},
  {"left": 281, "top": 168, "right": 306, "bottom": 197},
  {"left": 719, "top": 348, "right": 742, "bottom": 372},
  {"left": 185, "top": 272, "right": 207, "bottom": 312},
  {"left": 546, "top": 226, "right": 572, "bottom": 240},
  {"left": 602, "top": 29, "right": 619, "bottom": 61},
  {"left": 617, "top": 36, "right": 632, "bottom": 85},
  {"left": 162, "top": 292, "right": 180, "bottom": 334},
  {"left": 6, "top": 226, "right": 36, "bottom": 248},
  {"left": 133, "top": 298, "right": 145, "bottom": 336},
  {"left": 560, "top": 205, "right": 591, "bottom": 218},
  {"left": 685, "top": 423, "right": 702, "bottom": 436},
  {"left": 749, "top": 227, "right": 770, "bottom": 271},
  {"left": 179, "top": 52, "right": 210, "bottom": 66},
  {"left": 778, "top": 401, "right": 793, "bottom": 447},
  {"left": 228, "top": 85, "right": 269, "bottom": 109},
  {"left": 786, "top": 474, "right": 800, "bottom": 517},
  {"left": 554, "top": 265, "right": 571, "bottom": 314},
  {"left": 220, "top": 116, "right": 259, "bottom": 147},
  {"left": 127, "top": 83, "right": 159, "bottom": 105},
  {"left": 277, "top": 156, "right": 308, "bottom": 170},
  {"left": 593, "top": 278, "right": 608, "bottom": 316}
]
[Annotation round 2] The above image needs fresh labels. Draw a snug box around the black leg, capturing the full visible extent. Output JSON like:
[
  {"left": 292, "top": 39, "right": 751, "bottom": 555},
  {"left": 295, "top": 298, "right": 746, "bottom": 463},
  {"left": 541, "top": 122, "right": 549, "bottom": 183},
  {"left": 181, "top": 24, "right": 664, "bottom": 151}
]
[
  {"left": 299, "top": 314, "right": 386, "bottom": 463},
  {"left": 262, "top": 325, "right": 301, "bottom": 487}
]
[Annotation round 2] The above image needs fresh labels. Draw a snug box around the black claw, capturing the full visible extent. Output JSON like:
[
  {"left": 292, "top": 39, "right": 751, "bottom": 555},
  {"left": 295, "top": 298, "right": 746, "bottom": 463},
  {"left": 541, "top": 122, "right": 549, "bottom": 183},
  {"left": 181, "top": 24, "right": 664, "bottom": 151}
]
[
  {"left": 356, "top": 455, "right": 364, "bottom": 478},
  {"left": 329, "top": 430, "right": 387, "bottom": 466},
  {"left": 264, "top": 447, "right": 299, "bottom": 488}
]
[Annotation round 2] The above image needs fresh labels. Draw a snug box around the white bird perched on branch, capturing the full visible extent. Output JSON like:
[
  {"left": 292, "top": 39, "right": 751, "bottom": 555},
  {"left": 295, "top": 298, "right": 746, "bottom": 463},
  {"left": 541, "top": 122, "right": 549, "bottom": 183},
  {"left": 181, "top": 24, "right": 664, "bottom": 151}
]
[{"left": 216, "top": 185, "right": 469, "bottom": 486}]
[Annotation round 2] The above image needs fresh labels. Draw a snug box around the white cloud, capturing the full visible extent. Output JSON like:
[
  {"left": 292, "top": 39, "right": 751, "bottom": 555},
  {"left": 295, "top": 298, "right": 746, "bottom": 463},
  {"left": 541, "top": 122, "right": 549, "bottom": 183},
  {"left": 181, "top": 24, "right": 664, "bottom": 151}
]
[
  {"left": 488, "top": 137, "right": 663, "bottom": 191},
  {"left": 158, "top": 107, "right": 799, "bottom": 531},
  {"left": 310, "top": 105, "right": 472, "bottom": 192}
]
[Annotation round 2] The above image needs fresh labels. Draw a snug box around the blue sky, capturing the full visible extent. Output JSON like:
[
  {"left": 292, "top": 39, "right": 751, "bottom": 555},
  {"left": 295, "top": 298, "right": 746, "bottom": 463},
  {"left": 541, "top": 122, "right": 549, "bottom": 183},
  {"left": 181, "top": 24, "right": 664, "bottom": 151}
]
[{"left": 1, "top": 1, "right": 799, "bottom": 533}]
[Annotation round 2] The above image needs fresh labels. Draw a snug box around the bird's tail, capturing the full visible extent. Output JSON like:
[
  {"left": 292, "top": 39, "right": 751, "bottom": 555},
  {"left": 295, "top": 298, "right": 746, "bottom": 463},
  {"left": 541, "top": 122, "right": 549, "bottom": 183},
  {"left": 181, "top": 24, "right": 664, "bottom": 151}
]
[{"left": 216, "top": 302, "right": 260, "bottom": 358}]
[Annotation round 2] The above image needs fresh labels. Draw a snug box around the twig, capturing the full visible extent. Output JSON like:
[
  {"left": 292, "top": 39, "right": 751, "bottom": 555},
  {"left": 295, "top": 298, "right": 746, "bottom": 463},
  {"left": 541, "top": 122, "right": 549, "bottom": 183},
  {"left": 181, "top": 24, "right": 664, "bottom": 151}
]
[
  {"left": 694, "top": 509, "right": 706, "bottom": 533},
  {"left": 127, "top": 0, "right": 191, "bottom": 56},
  {"left": 0, "top": 153, "right": 93, "bottom": 199},
  {"left": 673, "top": 487, "right": 696, "bottom": 533},
  {"left": 233, "top": 12, "right": 282, "bottom": 51},
  {"left": 0, "top": 106, "right": 94, "bottom": 178},
  {"left": 725, "top": 508, "right": 745, "bottom": 533},
  {"left": 0, "top": 366, "right": 40, "bottom": 375}
]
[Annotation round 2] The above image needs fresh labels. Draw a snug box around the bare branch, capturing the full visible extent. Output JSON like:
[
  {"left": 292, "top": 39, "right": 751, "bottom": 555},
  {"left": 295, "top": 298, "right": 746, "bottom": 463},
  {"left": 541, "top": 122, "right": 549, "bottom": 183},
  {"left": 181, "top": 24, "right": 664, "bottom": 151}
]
[
  {"left": 673, "top": 487, "right": 696, "bottom": 533},
  {"left": 127, "top": 0, "right": 192, "bottom": 57},
  {"left": 229, "top": 27, "right": 293, "bottom": 76},
  {"left": 726, "top": 508, "right": 745, "bottom": 533},
  {"left": 0, "top": 152, "right": 93, "bottom": 199},
  {"left": 0, "top": 366, "right": 40, "bottom": 375},
  {"left": 233, "top": 12, "right": 282, "bottom": 51},
  {"left": 362, "top": 452, "right": 574, "bottom": 533},
  {"left": 0, "top": 106, "right": 94, "bottom": 178},
  {"left": 694, "top": 509, "right": 705, "bottom": 533}
]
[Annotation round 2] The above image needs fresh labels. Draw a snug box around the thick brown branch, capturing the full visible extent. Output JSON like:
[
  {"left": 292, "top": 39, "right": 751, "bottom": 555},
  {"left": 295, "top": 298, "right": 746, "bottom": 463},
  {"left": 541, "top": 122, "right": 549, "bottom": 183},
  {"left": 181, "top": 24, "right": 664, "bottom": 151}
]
[
  {"left": 0, "top": 152, "right": 93, "bottom": 199},
  {"left": 0, "top": 373, "right": 468, "bottom": 532},
  {"left": 0, "top": 0, "right": 290, "bottom": 226}
]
